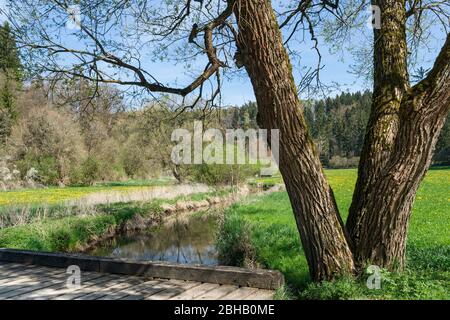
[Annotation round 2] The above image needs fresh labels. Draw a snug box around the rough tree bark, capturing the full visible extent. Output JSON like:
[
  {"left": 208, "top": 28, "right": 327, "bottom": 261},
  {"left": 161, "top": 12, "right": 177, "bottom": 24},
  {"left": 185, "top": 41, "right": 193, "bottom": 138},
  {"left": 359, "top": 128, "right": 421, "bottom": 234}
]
[
  {"left": 233, "top": 0, "right": 355, "bottom": 281},
  {"left": 348, "top": 15, "right": 450, "bottom": 268},
  {"left": 233, "top": 0, "right": 449, "bottom": 274},
  {"left": 350, "top": 35, "right": 450, "bottom": 268},
  {"left": 347, "top": 0, "right": 410, "bottom": 263}
]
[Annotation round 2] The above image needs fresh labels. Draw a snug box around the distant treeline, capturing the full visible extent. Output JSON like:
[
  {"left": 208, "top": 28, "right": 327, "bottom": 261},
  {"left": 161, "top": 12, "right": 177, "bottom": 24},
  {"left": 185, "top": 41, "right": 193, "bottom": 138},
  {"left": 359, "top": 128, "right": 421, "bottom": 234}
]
[{"left": 229, "top": 91, "right": 450, "bottom": 167}]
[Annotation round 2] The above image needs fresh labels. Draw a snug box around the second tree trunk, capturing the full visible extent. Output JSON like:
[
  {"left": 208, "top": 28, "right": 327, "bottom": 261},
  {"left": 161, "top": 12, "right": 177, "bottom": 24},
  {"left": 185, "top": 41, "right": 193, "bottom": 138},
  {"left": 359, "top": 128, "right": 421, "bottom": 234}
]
[{"left": 233, "top": 0, "right": 355, "bottom": 281}]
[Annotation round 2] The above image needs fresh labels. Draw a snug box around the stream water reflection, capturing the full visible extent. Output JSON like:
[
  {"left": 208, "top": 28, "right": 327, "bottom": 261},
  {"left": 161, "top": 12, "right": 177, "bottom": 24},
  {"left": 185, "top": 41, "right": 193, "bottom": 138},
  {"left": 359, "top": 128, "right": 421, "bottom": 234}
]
[{"left": 88, "top": 214, "right": 219, "bottom": 266}]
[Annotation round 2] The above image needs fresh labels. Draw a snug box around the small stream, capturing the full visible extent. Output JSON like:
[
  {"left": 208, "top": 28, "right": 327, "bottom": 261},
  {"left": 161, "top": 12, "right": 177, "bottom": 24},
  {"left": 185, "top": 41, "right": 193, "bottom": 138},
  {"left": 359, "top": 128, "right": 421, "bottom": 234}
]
[{"left": 88, "top": 213, "right": 219, "bottom": 266}]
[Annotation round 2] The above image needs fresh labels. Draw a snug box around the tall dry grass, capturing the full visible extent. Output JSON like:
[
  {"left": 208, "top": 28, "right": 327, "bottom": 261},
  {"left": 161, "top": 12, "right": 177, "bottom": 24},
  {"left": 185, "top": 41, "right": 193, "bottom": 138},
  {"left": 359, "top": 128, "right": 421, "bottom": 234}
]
[
  {"left": 66, "top": 184, "right": 210, "bottom": 206},
  {"left": 0, "top": 184, "right": 210, "bottom": 228}
]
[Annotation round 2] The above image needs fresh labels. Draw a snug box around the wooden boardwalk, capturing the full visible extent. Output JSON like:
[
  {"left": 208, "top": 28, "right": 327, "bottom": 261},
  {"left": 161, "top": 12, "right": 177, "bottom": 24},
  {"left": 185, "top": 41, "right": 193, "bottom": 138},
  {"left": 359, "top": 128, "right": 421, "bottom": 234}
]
[
  {"left": 0, "top": 262, "right": 275, "bottom": 300},
  {"left": 0, "top": 249, "right": 284, "bottom": 300}
]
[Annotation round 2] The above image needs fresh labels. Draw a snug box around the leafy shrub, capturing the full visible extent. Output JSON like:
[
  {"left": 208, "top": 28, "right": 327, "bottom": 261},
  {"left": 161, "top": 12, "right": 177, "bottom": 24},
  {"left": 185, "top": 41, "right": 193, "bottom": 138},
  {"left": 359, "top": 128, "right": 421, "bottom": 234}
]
[
  {"left": 17, "top": 154, "right": 59, "bottom": 185},
  {"left": 190, "top": 163, "right": 260, "bottom": 186},
  {"left": 122, "top": 150, "right": 144, "bottom": 178},
  {"left": 80, "top": 156, "right": 100, "bottom": 185},
  {"left": 216, "top": 213, "right": 256, "bottom": 267},
  {"left": 48, "top": 228, "right": 71, "bottom": 251}
]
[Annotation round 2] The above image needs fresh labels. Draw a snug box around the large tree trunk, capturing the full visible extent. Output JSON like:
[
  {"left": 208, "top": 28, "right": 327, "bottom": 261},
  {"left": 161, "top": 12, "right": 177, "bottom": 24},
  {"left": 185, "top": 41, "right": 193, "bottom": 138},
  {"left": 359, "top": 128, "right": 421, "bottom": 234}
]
[
  {"left": 233, "top": 0, "right": 355, "bottom": 281},
  {"left": 346, "top": 0, "right": 410, "bottom": 260},
  {"left": 348, "top": 31, "right": 450, "bottom": 269}
]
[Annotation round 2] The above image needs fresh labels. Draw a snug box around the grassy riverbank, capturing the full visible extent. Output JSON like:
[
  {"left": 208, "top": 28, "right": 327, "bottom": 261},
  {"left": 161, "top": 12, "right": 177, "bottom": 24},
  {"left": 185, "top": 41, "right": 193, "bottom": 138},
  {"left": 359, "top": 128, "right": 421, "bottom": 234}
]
[
  {"left": 0, "top": 189, "right": 230, "bottom": 253},
  {"left": 218, "top": 168, "right": 450, "bottom": 299}
]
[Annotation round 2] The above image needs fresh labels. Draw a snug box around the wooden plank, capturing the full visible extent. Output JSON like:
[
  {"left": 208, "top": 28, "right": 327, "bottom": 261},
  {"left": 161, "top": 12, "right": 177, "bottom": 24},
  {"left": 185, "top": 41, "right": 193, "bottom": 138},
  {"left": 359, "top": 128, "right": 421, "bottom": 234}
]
[
  {"left": 0, "top": 249, "right": 101, "bottom": 271},
  {"left": 0, "top": 265, "right": 67, "bottom": 284},
  {"left": 0, "top": 270, "right": 69, "bottom": 299},
  {"left": 0, "top": 252, "right": 281, "bottom": 300},
  {"left": 0, "top": 262, "right": 28, "bottom": 269},
  {"left": 75, "top": 277, "right": 144, "bottom": 300},
  {"left": 0, "top": 269, "right": 47, "bottom": 286},
  {"left": 54, "top": 274, "right": 124, "bottom": 300},
  {"left": 122, "top": 281, "right": 179, "bottom": 300},
  {"left": 0, "top": 249, "right": 284, "bottom": 290},
  {"left": 0, "top": 266, "right": 81, "bottom": 296},
  {"left": 0, "top": 263, "right": 30, "bottom": 275},
  {"left": 244, "top": 289, "right": 274, "bottom": 300},
  {"left": 45, "top": 274, "right": 118, "bottom": 300},
  {"left": 170, "top": 283, "right": 220, "bottom": 300},
  {"left": 2, "top": 275, "right": 68, "bottom": 299},
  {"left": 219, "top": 287, "right": 259, "bottom": 300},
  {"left": 0, "top": 276, "right": 43, "bottom": 296},
  {"left": 96, "top": 288, "right": 138, "bottom": 300},
  {"left": 117, "top": 280, "right": 171, "bottom": 300},
  {"left": 145, "top": 280, "right": 201, "bottom": 300},
  {"left": 3, "top": 263, "right": 83, "bottom": 276},
  {"left": 98, "top": 279, "right": 167, "bottom": 300},
  {"left": 12, "top": 272, "right": 107, "bottom": 300},
  {"left": 0, "top": 261, "right": 276, "bottom": 300},
  {"left": 0, "top": 267, "right": 66, "bottom": 295},
  {"left": 0, "top": 265, "right": 59, "bottom": 281},
  {"left": 194, "top": 285, "right": 239, "bottom": 300},
  {"left": 100, "top": 261, "right": 284, "bottom": 290},
  {"left": 9, "top": 272, "right": 100, "bottom": 300}
]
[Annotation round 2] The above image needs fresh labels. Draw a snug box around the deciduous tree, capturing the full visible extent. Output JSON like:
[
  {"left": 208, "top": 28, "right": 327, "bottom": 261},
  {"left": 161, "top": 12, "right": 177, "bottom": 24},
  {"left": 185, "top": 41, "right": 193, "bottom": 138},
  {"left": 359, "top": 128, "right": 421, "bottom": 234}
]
[{"left": 3, "top": 0, "right": 449, "bottom": 280}]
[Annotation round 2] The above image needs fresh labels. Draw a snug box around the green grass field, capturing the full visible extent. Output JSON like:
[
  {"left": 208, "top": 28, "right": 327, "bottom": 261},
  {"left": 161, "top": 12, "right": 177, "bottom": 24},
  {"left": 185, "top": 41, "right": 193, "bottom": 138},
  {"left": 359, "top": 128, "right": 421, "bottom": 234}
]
[
  {"left": 219, "top": 168, "right": 450, "bottom": 299},
  {"left": 0, "top": 168, "right": 448, "bottom": 299}
]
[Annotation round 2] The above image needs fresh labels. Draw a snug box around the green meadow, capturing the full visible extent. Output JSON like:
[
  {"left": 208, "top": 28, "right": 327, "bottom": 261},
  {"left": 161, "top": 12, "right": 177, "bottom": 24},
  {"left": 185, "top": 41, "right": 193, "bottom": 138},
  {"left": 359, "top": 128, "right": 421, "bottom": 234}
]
[
  {"left": 0, "top": 168, "right": 448, "bottom": 299},
  {"left": 218, "top": 168, "right": 450, "bottom": 299}
]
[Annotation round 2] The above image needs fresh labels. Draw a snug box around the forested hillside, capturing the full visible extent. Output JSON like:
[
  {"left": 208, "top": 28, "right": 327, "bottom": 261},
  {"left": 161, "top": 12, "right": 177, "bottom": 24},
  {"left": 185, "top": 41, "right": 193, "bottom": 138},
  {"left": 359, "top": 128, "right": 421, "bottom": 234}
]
[
  {"left": 231, "top": 92, "right": 450, "bottom": 167},
  {"left": 303, "top": 91, "right": 372, "bottom": 167}
]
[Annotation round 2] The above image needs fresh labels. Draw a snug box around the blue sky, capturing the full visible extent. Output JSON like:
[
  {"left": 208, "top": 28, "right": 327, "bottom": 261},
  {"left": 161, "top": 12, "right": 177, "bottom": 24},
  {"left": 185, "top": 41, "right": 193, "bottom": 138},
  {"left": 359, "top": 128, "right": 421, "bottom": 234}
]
[
  {"left": 136, "top": 21, "right": 445, "bottom": 106},
  {"left": 0, "top": 0, "right": 4, "bottom": 21},
  {"left": 143, "top": 35, "right": 369, "bottom": 105},
  {"left": 0, "top": 0, "right": 446, "bottom": 106}
]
